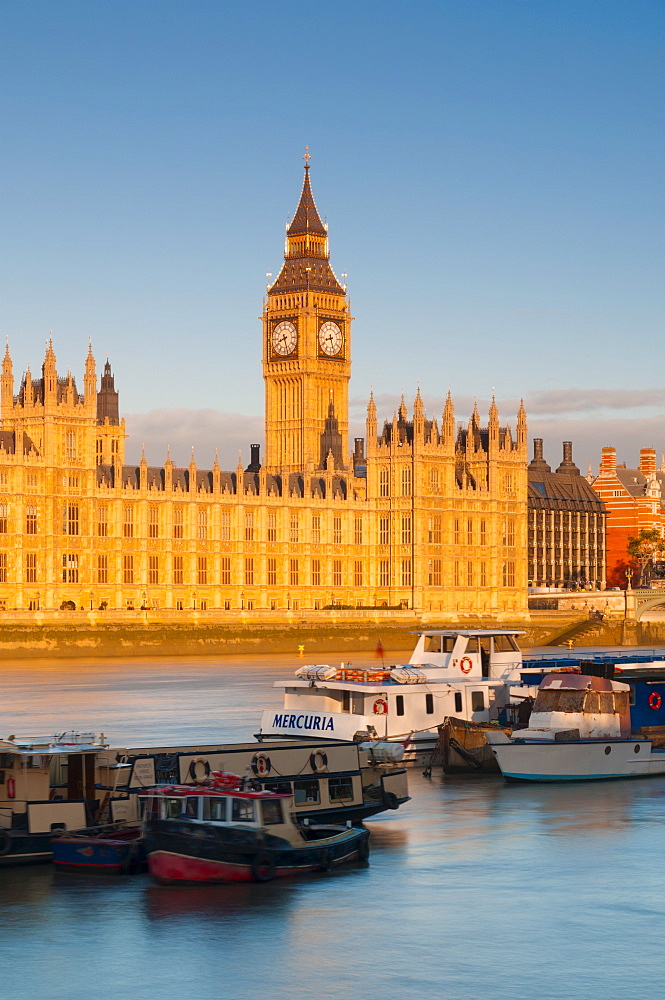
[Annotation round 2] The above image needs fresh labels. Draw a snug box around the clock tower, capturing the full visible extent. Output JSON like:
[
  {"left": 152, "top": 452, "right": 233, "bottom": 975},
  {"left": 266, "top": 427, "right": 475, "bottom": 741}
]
[{"left": 263, "top": 154, "right": 351, "bottom": 474}]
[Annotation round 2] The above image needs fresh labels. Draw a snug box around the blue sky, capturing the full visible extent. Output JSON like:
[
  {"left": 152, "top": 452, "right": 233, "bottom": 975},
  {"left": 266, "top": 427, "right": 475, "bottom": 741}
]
[{"left": 2, "top": 1, "right": 663, "bottom": 472}]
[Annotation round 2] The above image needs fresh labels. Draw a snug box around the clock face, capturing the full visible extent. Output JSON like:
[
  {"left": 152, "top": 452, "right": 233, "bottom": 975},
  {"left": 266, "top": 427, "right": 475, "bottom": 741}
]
[
  {"left": 271, "top": 320, "right": 297, "bottom": 356},
  {"left": 319, "top": 321, "right": 343, "bottom": 356}
]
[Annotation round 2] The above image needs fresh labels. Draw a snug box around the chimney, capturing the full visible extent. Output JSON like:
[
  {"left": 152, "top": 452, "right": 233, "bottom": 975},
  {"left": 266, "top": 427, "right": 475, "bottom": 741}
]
[
  {"left": 600, "top": 447, "right": 616, "bottom": 475},
  {"left": 246, "top": 443, "right": 261, "bottom": 472},
  {"left": 639, "top": 448, "right": 656, "bottom": 477},
  {"left": 556, "top": 441, "right": 580, "bottom": 475},
  {"left": 354, "top": 438, "right": 365, "bottom": 461},
  {"left": 528, "top": 437, "right": 551, "bottom": 473}
]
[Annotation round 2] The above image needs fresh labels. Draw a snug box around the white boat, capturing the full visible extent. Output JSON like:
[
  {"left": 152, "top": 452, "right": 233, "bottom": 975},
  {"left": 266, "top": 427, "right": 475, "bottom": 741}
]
[
  {"left": 486, "top": 672, "right": 665, "bottom": 782},
  {"left": 257, "top": 630, "right": 527, "bottom": 758}
]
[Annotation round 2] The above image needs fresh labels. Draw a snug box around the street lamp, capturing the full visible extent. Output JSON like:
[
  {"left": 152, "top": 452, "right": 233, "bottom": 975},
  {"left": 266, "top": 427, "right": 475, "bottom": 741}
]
[{"left": 142, "top": 590, "right": 147, "bottom": 610}]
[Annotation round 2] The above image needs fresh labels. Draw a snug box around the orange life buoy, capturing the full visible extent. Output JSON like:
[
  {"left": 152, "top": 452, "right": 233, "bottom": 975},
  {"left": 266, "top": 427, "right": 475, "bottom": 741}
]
[
  {"left": 251, "top": 753, "right": 272, "bottom": 776},
  {"left": 649, "top": 691, "right": 662, "bottom": 711},
  {"left": 460, "top": 656, "right": 473, "bottom": 674},
  {"left": 373, "top": 698, "right": 388, "bottom": 716}
]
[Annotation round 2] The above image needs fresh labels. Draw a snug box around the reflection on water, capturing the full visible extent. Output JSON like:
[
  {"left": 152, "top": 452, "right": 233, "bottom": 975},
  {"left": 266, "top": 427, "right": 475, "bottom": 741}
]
[{"left": 3, "top": 652, "right": 665, "bottom": 999}]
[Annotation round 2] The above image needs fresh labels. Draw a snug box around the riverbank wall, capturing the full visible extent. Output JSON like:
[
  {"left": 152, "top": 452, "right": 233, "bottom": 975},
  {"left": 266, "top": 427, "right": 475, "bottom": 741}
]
[{"left": 0, "top": 609, "right": 664, "bottom": 659}]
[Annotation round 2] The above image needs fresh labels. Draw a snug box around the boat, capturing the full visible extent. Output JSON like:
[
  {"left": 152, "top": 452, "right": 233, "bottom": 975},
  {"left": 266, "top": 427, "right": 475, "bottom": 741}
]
[
  {"left": 486, "top": 672, "right": 665, "bottom": 782},
  {"left": 140, "top": 772, "right": 370, "bottom": 883},
  {"left": 257, "top": 630, "right": 528, "bottom": 759},
  {"left": 0, "top": 734, "right": 407, "bottom": 867},
  {"left": 0, "top": 731, "right": 121, "bottom": 867},
  {"left": 257, "top": 630, "right": 665, "bottom": 762},
  {"left": 50, "top": 823, "right": 144, "bottom": 873}
]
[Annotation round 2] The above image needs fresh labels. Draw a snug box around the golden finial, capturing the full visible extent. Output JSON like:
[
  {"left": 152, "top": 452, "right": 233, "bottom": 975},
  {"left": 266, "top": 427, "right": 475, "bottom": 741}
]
[{"left": 303, "top": 146, "right": 311, "bottom": 167}]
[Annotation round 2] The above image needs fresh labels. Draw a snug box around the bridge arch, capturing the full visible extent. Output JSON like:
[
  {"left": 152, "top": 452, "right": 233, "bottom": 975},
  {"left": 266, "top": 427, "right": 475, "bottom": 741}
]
[{"left": 635, "top": 594, "right": 665, "bottom": 620}]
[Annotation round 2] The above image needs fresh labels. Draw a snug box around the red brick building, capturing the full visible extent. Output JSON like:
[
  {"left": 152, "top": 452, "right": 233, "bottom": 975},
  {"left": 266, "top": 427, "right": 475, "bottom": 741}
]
[{"left": 590, "top": 447, "right": 665, "bottom": 587}]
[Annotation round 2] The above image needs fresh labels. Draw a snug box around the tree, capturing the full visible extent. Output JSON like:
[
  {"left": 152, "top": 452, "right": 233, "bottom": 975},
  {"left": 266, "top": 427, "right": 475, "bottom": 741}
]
[{"left": 627, "top": 528, "right": 665, "bottom": 587}]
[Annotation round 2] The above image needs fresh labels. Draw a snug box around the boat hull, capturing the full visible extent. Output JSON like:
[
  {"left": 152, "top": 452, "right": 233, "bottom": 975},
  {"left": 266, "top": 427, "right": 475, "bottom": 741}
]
[
  {"left": 51, "top": 828, "right": 143, "bottom": 873},
  {"left": 145, "top": 819, "right": 369, "bottom": 884},
  {"left": 491, "top": 739, "right": 665, "bottom": 782}
]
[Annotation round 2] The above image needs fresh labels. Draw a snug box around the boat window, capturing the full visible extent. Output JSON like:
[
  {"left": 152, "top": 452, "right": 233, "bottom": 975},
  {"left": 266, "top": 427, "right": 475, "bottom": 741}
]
[
  {"left": 203, "top": 796, "right": 227, "bottom": 821},
  {"left": 294, "top": 779, "right": 320, "bottom": 804},
  {"left": 231, "top": 798, "right": 256, "bottom": 823},
  {"left": 396, "top": 695, "right": 404, "bottom": 717},
  {"left": 352, "top": 693, "right": 364, "bottom": 715},
  {"left": 493, "top": 635, "right": 518, "bottom": 652},
  {"left": 425, "top": 636, "right": 441, "bottom": 653},
  {"left": 425, "top": 693, "right": 434, "bottom": 714},
  {"left": 471, "top": 691, "right": 485, "bottom": 711},
  {"left": 328, "top": 777, "right": 354, "bottom": 801},
  {"left": 164, "top": 797, "right": 183, "bottom": 819},
  {"left": 533, "top": 690, "right": 585, "bottom": 714},
  {"left": 479, "top": 639, "right": 491, "bottom": 677},
  {"left": 466, "top": 638, "right": 478, "bottom": 653},
  {"left": 184, "top": 797, "right": 200, "bottom": 819},
  {"left": 454, "top": 692, "right": 463, "bottom": 713},
  {"left": 261, "top": 799, "right": 284, "bottom": 825},
  {"left": 629, "top": 687, "right": 635, "bottom": 707},
  {"left": 585, "top": 691, "right": 625, "bottom": 715},
  {"left": 265, "top": 780, "right": 292, "bottom": 795},
  {"left": 341, "top": 691, "right": 350, "bottom": 713}
]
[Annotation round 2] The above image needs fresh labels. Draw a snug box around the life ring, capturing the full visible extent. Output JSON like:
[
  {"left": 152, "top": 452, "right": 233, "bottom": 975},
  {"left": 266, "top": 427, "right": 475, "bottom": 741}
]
[
  {"left": 0, "top": 830, "right": 12, "bottom": 857},
  {"left": 460, "top": 656, "right": 473, "bottom": 674},
  {"left": 373, "top": 698, "right": 388, "bottom": 716},
  {"left": 649, "top": 691, "right": 662, "bottom": 711},
  {"left": 188, "top": 758, "right": 211, "bottom": 783},
  {"left": 251, "top": 753, "right": 272, "bottom": 777},
  {"left": 309, "top": 751, "right": 328, "bottom": 773},
  {"left": 252, "top": 852, "right": 275, "bottom": 882}
]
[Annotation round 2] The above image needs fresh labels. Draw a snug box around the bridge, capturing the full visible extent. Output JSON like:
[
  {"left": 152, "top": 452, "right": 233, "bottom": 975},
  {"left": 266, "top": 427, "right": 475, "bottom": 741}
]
[{"left": 627, "top": 587, "right": 665, "bottom": 621}]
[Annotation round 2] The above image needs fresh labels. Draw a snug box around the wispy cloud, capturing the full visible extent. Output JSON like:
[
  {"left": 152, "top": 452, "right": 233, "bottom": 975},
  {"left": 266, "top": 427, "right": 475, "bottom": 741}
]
[{"left": 124, "top": 409, "right": 264, "bottom": 470}]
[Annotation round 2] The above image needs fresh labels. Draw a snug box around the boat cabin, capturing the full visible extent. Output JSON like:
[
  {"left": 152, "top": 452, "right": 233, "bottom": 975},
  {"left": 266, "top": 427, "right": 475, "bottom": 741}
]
[
  {"left": 516, "top": 674, "right": 632, "bottom": 741},
  {"left": 409, "top": 630, "right": 524, "bottom": 680}
]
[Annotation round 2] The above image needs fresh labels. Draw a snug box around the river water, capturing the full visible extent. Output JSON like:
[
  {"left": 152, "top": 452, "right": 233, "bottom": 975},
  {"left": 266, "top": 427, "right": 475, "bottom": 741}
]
[{"left": 2, "top": 651, "right": 665, "bottom": 1000}]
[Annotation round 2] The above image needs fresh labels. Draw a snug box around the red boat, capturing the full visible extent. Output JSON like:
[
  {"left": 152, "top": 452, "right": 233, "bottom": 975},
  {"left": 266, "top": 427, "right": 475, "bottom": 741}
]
[{"left": 140, "top": 772, "right": 369, "bottom": 883}]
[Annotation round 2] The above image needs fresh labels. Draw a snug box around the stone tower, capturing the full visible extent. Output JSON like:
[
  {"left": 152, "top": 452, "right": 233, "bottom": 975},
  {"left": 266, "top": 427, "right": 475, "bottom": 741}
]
[{"left": 262, "top": 153, "right": 351, "bottom": 473}]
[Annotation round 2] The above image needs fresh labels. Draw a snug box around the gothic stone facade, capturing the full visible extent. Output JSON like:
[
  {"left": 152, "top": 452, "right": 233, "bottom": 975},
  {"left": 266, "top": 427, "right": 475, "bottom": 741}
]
[{"left": 0, "top": 165, "right": 529, "bottom": 617}]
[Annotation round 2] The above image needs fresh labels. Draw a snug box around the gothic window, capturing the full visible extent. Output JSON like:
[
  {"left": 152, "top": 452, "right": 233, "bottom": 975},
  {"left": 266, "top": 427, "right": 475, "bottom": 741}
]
[
  {"left": 467, "top": 561, "right": 473, "bottom": 586},
  {"left": 430, "top": 468, "right": 439, "bottom": 492},
  {"left": 96, "top": 439, "right": 102, "bottom": 464},
  {"left": 454, "top": 561, "right": 460, "bottom": 587},
  {"left": 123, "top": 554, "right": 134, "bottom": 584},
  {"left": 267, "top": 558, "right": 277, "bottom": 586},
  {"left": 290, "top": 514, "right": 299, "bottom": 544},
  {"left": 502, "top": 518, "right": 515, "bottom": 547},
  {"left": 62, "top": 553, "right": 79, "bottom": 583},
  {"left": 197, "top": 556, "right": 207, "bottom": 586},
  {"left": 245, "top": 557, "right": 254, "bottom": 586},
  {"left": 467, "top": 519, "right": 473, "bottom": 545},
  {"left": 401, "top": 558, "right": 411, "bottom": 587},
  {"left": 289, "top": 558, "right": 299, "bottom": 586},
  {"left": 354, "top": 517, "right": 363, "bottom": 545},
  {"left": 401, "top": 467, "right": 411, "bottom": 497},
  {"left": 332, "top": 559, "right": 342, "bottom": 587},
  {"left": 311, "top": 558, "right": 321, "bottom": 586},
  {"left": 97, "top": 554, "right": 108, "bottom": 584},
  {"left": 428, "top": 559, "right": 441, "bottom": 586},
  {"left": 0, "top": 503, "right": 7, "bottom": 534},
  {"left": 198, "top": 509, "right": 208, "bottom": 541},
  {"left": 0, "top": 552, "right": 7, "bottom": 582},
  {"left": 379, "top": 559, "right": 390, "bottom": 587},
  {"left": 98, "top": 505, "right": 108, "bottom": 537},
  {"left": 149, "top": 506, "right": 159, "bottom": 539},
  {"left": 220, "top": 557, "right": 231, "bottom": 586},
  {"left": 454, "top": 518, "right": 460, "bottom": 545},
  {"left": 333, "top": 516, "right": 342, "bottom": 545},
  {"left": 480, "top": 562, "right": 487, "bottom": 587},
  {"left": 379, "top": 517, "right": 389, "bottom": 546},
  {"left": 401, "top": 515, "right": 411, "bottom": 545},
  {"left": 64, "top": 503, "right": 79, "bottom": 536},
  {"left": 503, "top": 561, "right": 515, "bottom": 587},
  {"left": 173, "top": 507, "right": 184, "bottom": 539},
  {"left": 221, "top": 509, "right": 231, "bottom": 541},
  {"left": 65, "top": 431, "right": 76, "bottom": 461},
  {"left": 354, "top": 560, "right": 363, "bottom": 587},
  {"left": 123, "top": 506, "right": 134, "bottom": 538},
  {"left": 245, "top": 512, "right": 254, "bottom": 542},
  {"left": 428, "top": 516, "right": 441, "bottom": 544},
  {"left": 480, "top": 519, "right": 487, "bottom": 546},
  {"left": 25, "top": 553, "right": 37, "bottom": 583},
  {"left": 267, "top": 512, "right": 277, "bottom": 542},
  {"left": 149, "top": 555, "right": 159, "bottom": 585},
  {"left": 312, "top": 515, "right": 321, "bottom": 544},
  {"left": 379, "top": 468, "right": 389, "bottom": 497},
  {"left": 25, "top": 504, "right": 37, "bottom": 535}
]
